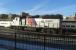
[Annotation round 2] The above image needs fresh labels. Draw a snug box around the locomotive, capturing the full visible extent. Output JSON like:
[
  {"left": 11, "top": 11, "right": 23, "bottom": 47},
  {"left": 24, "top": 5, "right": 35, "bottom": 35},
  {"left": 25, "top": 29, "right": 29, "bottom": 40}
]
[
  {"left": 11, "top": 14, "right": 63, "bottom": 34},
  {"left": 25, "top": 15, "right": 62, "bottom": 34}
]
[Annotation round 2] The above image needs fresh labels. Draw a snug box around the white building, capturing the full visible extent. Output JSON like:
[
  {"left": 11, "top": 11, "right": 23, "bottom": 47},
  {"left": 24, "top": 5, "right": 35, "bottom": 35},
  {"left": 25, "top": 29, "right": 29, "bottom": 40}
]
[{"left": 62, "top": 20, "right": 76, "bottom": 29}]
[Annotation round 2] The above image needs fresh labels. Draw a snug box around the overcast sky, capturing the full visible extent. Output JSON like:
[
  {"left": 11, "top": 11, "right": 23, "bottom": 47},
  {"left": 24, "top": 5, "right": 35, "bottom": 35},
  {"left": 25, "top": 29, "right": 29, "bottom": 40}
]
[{"left": 0, "top": 0, "right": 76, "bottom": 16}]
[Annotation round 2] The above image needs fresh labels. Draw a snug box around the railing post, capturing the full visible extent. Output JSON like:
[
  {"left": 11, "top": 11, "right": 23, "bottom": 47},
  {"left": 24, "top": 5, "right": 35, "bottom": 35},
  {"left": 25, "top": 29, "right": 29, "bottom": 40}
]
[
  {"left": 44, "top": 34, "right": 45, "bottom": 50},
  {"left": 15, "top": 28, "right": 17, "bottom": 50}
]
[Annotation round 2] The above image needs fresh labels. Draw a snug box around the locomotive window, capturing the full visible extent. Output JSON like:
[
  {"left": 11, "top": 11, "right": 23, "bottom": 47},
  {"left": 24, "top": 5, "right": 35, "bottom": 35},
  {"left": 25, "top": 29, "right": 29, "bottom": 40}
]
[
  {"left": 71, "top": 25, "right": 75, "bottom": 27},
  {"left": 66, "top": 25, "right": 70, "bottom": 27}
]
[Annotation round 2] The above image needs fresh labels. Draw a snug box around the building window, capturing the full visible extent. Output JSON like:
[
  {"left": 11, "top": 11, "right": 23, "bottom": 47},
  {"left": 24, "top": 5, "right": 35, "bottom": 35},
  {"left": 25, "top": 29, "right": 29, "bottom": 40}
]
[
  {"left": 71, "top": 25, "right": 75, "bottom": 27},
  {"left": 66, "top": 25, "right": 70, "bottom": 27}
]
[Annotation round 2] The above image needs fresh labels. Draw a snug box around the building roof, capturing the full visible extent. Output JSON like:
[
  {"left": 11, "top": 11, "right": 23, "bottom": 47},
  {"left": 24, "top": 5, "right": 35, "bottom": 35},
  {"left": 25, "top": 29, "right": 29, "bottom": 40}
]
[{"left": 63, "top": 19, "right": 76, "bottom": 22}]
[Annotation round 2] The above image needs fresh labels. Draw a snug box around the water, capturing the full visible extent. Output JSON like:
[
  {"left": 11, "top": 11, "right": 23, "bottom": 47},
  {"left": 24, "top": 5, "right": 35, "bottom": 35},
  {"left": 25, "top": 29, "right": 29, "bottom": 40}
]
[
  {"left": 0, "top": 38, "right": 70, "bottom": 50},
  {"left": 0, "top": 48, "right": 8, "bottom": 50}
]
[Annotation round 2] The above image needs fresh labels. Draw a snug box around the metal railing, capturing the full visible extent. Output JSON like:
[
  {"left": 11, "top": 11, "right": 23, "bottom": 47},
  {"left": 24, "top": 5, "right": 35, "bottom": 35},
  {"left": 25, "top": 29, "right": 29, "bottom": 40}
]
[
  {"left": 14, "top": 31, "right": 76, "bottom": 50},
  {"left": 0, "top": 27, "right": 76, "bottom": 50}
]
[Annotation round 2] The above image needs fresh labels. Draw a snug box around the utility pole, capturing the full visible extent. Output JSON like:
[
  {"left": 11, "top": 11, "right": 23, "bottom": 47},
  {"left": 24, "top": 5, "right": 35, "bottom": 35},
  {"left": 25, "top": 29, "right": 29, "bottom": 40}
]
[{"left": 8, "top": 13, "right": 12, "bottom": 20}]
